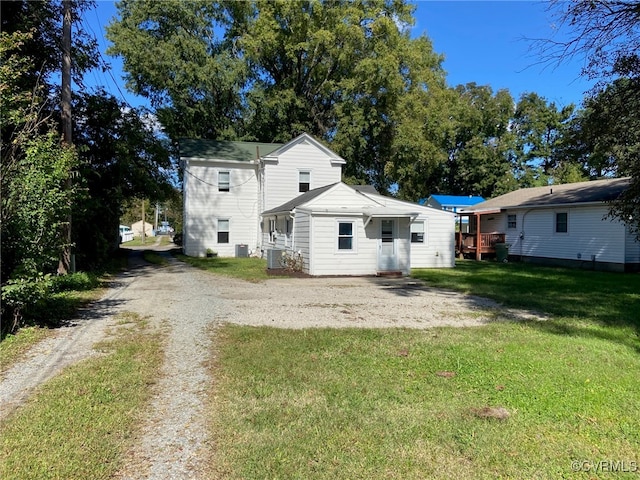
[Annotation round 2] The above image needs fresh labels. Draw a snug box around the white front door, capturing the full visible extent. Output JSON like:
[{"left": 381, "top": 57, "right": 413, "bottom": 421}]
[{"left": 378, "top": 219, "right": 397, "bottom": 271}]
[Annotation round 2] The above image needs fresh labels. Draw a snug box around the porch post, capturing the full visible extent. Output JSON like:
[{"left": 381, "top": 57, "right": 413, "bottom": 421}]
[{"left": 475, "top": 213, "right": 482, "bottom": 261}]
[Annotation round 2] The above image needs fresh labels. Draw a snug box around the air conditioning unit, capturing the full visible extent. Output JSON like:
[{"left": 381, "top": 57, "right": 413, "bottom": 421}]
[
  {"left": 235, "top": 244, "right": 249, "bottom": 258},
  {"left": 266, "top": 249, "right": 284, "bottom": 269}
]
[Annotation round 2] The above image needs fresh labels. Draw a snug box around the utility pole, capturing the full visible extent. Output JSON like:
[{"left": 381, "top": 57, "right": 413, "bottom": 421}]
[
  {"left": 141, "top": 198, "right": 146, "bottom": 245},
  {"left": 58, "top": 0, "right": 73, "bottom": 275}
]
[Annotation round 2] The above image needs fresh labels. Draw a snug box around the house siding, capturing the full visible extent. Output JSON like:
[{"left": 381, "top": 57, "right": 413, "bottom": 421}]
[
  {"left": 310, "top": 215, "right": 378, "bottom": 276},
  {"left": 410, "top": 213, "right": 456, "bottom": 268},
  {"left": 263, "top": 142, "right": 342, "bottom": 212},
  {"left": 625, "top": 226, "right": 640, "bottom": 264},
  {"left": 183, "top": 161, "right": 258, "bottom": 257},
  {"left": 363, "top": 194, "right": 456, "bottom": 269},
  {"left": 498, "top": 206, "right": 627, "bottom": 266}
]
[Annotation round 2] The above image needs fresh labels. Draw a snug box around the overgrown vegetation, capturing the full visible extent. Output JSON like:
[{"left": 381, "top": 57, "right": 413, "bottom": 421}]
[
  {"left": 0, "top": 312, "right": 165, "bottom": 480},
  {"left": 1, "top": 1, "right": 175, "bottom": 335}
]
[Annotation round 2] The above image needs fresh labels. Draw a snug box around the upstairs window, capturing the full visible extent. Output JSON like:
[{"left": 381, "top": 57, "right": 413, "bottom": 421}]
[
  {"left": 218, "top": 171, "right": 230, "bottom": 192},
  {"left": 411, "top": 221, "right": 425, "bottom": 243},
  {"left": 218, "top": 219, "right": 229, "bottom": 243},
  {"left": 299, "top": 171, "right": 310, "bottom": 193},
  {"left": 555, "top": 212, "right": 568, "bottom": 233},
  {"left": 507, "top": 214, "right": 517, "bottom": 229}
]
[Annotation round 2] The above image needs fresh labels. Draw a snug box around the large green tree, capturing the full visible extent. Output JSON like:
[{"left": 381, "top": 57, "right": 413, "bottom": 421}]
[
  {"left": 511, "top": 92, "right": 577, "bottom": 187},
  {"left": 390, "top": 83, "right": 516, "bottom": 200},
  {"left": 106, "top": 0, "right": 448, "bottom": 193}
]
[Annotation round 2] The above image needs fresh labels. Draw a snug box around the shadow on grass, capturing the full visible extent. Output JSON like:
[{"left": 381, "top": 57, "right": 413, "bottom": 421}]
[{"left": 412, "top": 260, "right": 640, "bottom": 352}]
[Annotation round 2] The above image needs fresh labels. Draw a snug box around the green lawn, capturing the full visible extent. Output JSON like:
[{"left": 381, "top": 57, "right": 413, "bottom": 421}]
[
  {"left": 0, "top": 313, "right": 164, "bottom": 480},
  {"left": 176, "top": 254, "right": 272, "bottom": 282},
  {"left": 208, "top": 261, "right": 640, "bottom": 479}
]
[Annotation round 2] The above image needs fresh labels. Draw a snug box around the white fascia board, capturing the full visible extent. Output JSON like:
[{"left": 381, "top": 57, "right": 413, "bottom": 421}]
[{"left": 266, "top": 133, "right": 347, "bottom": 165}]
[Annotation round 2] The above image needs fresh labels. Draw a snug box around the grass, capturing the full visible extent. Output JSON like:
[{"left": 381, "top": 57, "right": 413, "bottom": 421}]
[
  {"left": 0, "top": 326, "right": 50, "bottom": 376},
  {"left": 0, "top": 312, "right": 165, "bottom": 480},
  {"left": 411, "top": 260, "right": 640, "bottom": 350},
  {"left": 176, "top": 254, "right": 272, "bottom": 282},
  {"left": 143, "top": 250, "right": 169, "bottom": 265},
  {"left": 208, "top": 261, "right": 640, "bottom": 479}
]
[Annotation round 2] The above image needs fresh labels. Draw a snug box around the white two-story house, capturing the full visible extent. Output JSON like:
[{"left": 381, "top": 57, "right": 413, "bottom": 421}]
[{"left": 181, "top": 133, "right": 454, "bottom": 275}]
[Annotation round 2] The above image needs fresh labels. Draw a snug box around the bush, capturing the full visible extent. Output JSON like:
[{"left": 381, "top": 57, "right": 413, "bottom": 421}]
[
  {"left": 172, "top": 232, "right": 183, "bottom": 246},
  {"left": 1, "top": 274, "right": 53, "bottom": 335},
  {"left": 50, "top": 272, "right": 99, "bottom": 293}
]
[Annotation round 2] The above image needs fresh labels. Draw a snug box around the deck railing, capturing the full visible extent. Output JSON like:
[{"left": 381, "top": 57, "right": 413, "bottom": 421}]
[{"left": 457, "top": 232, "right": 505, "bottom": 254}]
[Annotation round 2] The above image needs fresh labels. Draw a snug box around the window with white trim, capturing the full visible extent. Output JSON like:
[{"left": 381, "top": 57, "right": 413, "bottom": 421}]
[
  {"left": 218, "top": 171, "right": 230, "bottom": 192},
  {"left": 217, "top": 219, "right": 229, "bottom": 243},
  {"left": 338, "top": 221, "right": 354, "bottom": 250},
  {"left": 411, "top": 221, "right": 425, "bottom": 243},
  {"left": 299, "top": 171, "right": 310, "bottom": 192},
  {"left": 507, "top": 214, "right": 517, "bottom": 229},
  {"left": 555, "top": 212, "right": 568, "bottom": 233}
]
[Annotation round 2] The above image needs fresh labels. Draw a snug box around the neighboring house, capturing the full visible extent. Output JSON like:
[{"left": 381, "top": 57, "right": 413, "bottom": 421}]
[
  {"left": 459, "top": 177, "right": 639, "bottom": 272},
  {"left": 421, "top": 194, "right": 485, "bottom": 232},
  {"left": 422, "top": 194, "right": 485, "bottom": 213},
  {"left": 180, "top": 133, "right": 455, "bottom": 275},
  {"left": 131, "top": 220, "right": 155, "bottom": 238},
  {"left": 119, "top": 225, "right": 134, "bottom": 243}
]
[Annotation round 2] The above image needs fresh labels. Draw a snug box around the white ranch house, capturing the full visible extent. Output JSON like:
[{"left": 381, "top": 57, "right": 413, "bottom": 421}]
[
  {"left": 180, "top": 133, "right": 455, "bottom": 275},
  {"left": 459, "top": 177, "right": 640, "bottom": 272}
]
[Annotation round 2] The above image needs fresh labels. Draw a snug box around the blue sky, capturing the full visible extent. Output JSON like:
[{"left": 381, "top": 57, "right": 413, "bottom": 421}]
[
  {"left": 412, "top": 1, "right": 592, "bottom": 107},
  {"left": 85, "top": 1, "right": 592, "bottom": 110}
]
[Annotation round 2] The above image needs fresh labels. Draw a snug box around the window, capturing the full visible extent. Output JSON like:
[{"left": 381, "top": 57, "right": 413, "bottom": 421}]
[
  {"left": 218, "top": 219, "right": 229, "bottom": 243},
  {"left": 338, "top": 221, "right": 354, "bottom": 250},
  {"left": 411, "top": 221, "right": 425, "bottom": 243},
  {"left": 299, "top": 171, "right": 310, "bottom": 192},
  {"left": 507, "top": 214, "right": 517, "bottom": 229},
  {"left": 555, "top": 212, "right": 568, "bottom": 233},
  {"left": 218, "top": 171, "right": 230, "bottom": 192},
  {"left": 269, "top": 218, "right": 277, "bottom": 242}
]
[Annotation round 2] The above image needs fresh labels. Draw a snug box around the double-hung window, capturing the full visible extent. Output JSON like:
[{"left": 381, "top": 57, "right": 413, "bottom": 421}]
[
  {"left": 338, "top": 221, "right": 354, "bottom": 250},
  {"left": 218, "top": 171, "right": 230, "bottom": 192},
  {"left": 299, "top": 171, "right": 310, "bottom": 193},
  {"left": 507, "top": 214, "right": 517, "bottom": 229},
  {"left": 411, "top": 221, "right": 425, "bottom": 243},
  {"left": 218, "top": 219, "right": 229, "bottom": 243}
]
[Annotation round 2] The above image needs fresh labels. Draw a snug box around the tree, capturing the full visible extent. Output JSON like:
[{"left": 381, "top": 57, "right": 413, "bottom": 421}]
[
  {"left": 542, "top": 1, "right": 640, "bottom": 83},
  {"left": 106, "top": 0, "right": 448, "bottom": 193},
  {"left": 391, "top": 83, "right": 517, "bottom": 200},
  {"left": 543, "top": 1, "right": 640, "bottom": 235},
  {"left": 72, "top": 91, "right": 175, "bottom": 269},
  {"left": 511, "top": 92, "right": 577, "bottom": 186}
]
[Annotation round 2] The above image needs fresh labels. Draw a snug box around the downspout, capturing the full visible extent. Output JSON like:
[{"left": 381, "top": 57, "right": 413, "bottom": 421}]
[
  {"left": 257, "top": 149, "right": 264, "bottom": 255},
  {"left": 520, "top": 209, "right": 533, "bottom": 258}
]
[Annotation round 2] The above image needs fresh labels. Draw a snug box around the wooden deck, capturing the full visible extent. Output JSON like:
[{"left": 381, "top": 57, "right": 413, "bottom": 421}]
[{"left": 456, "top": 232, "right": 505, "bottom": 259}]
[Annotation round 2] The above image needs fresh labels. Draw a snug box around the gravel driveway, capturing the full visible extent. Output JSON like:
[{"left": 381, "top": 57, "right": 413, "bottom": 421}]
[{"left": 0, "top": 243, "right": 540, "bottom": 479}]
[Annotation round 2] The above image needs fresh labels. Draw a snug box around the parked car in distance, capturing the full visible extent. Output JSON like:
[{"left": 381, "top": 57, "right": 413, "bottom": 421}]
[
  {"left": 119, "top": 225, "right": 134, "bottom": 243},
  {"left": 157, "top": 221, "right": 172, "bottom": 234}
]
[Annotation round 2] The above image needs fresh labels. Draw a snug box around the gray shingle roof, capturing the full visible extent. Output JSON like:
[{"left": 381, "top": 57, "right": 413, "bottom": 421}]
[
  {"left": 466, "top": 177, "right": 630, "bottom": 211},
  {"left": 179, "top": 138, "right": 283, "bottom": 161}
]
